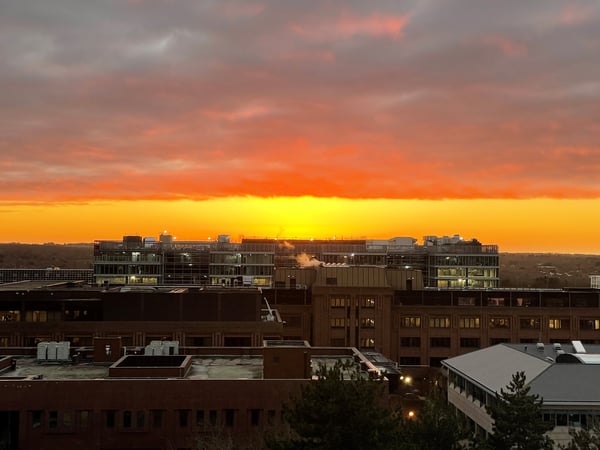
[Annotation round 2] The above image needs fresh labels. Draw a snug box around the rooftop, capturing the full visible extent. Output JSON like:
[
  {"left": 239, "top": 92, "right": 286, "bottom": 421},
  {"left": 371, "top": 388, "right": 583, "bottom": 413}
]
[
  {"left": 442, "top": 341, "right": 600, "bottom": 405},
  {"left": 1, "top": 353, "right": 356, "bottom": 381}
]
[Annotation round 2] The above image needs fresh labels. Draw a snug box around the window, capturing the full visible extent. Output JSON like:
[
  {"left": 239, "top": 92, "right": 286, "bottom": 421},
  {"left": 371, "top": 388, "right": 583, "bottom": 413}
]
[
  {"left": 330, "top": 297, "right": 347, "bottom": 308},
  {"left": 520, "top": 318, "right": 540, "bottom": 330},
  {"left": 209, "top": 410, "right": 218, "bottom": 427},
  {"left": 196, "top": 410, "right": 204, "bottom": 428},
  {"left": 105, "top": 410, "right": 116, "bottom": 428},
  {"left": 549, "top": 319, "right": 568, "bottom": 329},
  {"left": 250, "top": 409, "right": 261, "bottom": 426},
  {"left": 1, "top": 310, "right": 20, "bottom": 322},
  {"left": 330, "top": 318, "right": 346, "bottom": 328},
  {"left": 459, "top": 317, "right": 480, "bottom": 329},
  {"left": 25, "top": 310, "right": 48, "bottom": 322},
  {"left": 225, "top": 409, "right": 236, "bottom": 427},
  {"left": 178, "top": 410, "right": 190, "bottom": 428},
  {"left": 31, "top": 411, "right": 42, "bottom": 429},
  {"left": 460, "top": 338, "right": 480, "bottom": 348},
  {"left": 78, "top": 410, "right": 89, "bottom": 429},
  {"left": 457, "top": 297, "right": 475, "bottom": 306},
  {"left": 400, "top": 337, "right": 421, "bottom": 347},
  {"left": 63, "top": 412, "right": 73, "bottom": 428},
  {"left": 151, "top": 410, "right": 163, "bottom": 428},
  {"left": 123, "top": 410, "right": 132, "bottom": 429},
  {"left": 429, "top": 317, "right": 450, "bottom": 328},
  {"left": 515, "top": 297, "right": 532, "bottom": 307},
  {"left": 326, "top": 277, "right": 337, "bottom": 286},
  {"left": 489, "top": 317, "right": 510, "bottom": 328},
  {"left": 490, "top": 338, "right": 510, "bottom": 345},
  {"left": 360, "top": 338, "right": 375, "bottom": 348},
  {"left": 361, "top": 297, "right": 375, "bottom": 308},
  {"left": 487, "top": 297, "right": 505, "bottom": 306},
  {"left": 361, "top": 318, "right": 375, "bottom": 328},
  {"left": 399, "top": 356, "right": 421, "bottom": 365},
  {"left": 399, "top": 316, "right": 421, "bottom": 328},
  {"left": 49, "top": 411, "right": 58, "bottom": 429},
  {"left": 430, "top": 337, "right": 451, "bottom": 347},
  {"left": 136, "top": 411, "right": 145, "bottom": 429},
  {"left": 581, "top": 319, "right": 600, "bottom": 330}
]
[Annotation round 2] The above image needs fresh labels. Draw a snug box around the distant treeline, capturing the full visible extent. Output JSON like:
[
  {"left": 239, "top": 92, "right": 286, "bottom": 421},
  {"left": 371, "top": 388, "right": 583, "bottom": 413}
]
[{"left": 0, "top": 243, "right": 93, "bottom": 269}]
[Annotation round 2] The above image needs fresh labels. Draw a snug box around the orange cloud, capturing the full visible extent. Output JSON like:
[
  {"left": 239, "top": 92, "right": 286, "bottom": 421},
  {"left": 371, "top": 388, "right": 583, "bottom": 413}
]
[{"left": 292, "top": 12, "right": 409, "bottom": 41}]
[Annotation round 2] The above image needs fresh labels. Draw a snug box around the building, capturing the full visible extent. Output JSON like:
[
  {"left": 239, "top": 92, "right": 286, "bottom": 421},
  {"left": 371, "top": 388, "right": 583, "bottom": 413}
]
[
  {"left": 442, "top": 341, "right": 600, "bottom": 447},
  {"left": 0, "top": 282, "right": 285, "bottom": 348},
  {"left": 2, "top": 272, "right": 600, "bottom": 369},
  {"left": 93, "top": 233, "right": 499, "bottom": 289},
  {"left": 0, "top": 341, "right": 387, "bottom": 450}
]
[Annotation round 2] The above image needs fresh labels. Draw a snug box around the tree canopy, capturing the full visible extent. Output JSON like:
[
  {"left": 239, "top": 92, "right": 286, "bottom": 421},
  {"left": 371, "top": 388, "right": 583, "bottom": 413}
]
[
  {"left": 399, "top": 387, "right": 467, "bottom": 450},
  {"left": 265, "top": 360, "right": 401, "bottom": 450},
  {"left": 485, "top": 371, "right": 553, "bottom": 450}
]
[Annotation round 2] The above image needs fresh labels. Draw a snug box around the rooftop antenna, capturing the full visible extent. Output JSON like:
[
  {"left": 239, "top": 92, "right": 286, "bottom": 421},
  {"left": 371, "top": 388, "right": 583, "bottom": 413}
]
[{"left": 258, "top": 288, "right": 274, "bottom": 321}]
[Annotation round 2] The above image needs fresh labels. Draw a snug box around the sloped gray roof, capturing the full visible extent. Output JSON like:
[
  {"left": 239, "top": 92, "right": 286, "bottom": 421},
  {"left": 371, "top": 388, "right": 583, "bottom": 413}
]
[
  {"left": 442, "top": 344, "right": 551, "bottom": 394},
  {"left": 529, "top": 364, "right": 600, "bottom": 406}
]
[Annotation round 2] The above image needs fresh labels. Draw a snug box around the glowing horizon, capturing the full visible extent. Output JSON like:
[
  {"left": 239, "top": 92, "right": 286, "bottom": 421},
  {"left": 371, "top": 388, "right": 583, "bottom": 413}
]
[{"left": 3, "top": 196, "right": 600, "bottom": 254}]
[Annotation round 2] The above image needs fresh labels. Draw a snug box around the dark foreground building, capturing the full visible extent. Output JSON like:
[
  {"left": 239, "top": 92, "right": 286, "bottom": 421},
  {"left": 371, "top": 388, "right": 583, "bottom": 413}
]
[{"left": 1, "top": 342, "right": 387, "bottom": 450}]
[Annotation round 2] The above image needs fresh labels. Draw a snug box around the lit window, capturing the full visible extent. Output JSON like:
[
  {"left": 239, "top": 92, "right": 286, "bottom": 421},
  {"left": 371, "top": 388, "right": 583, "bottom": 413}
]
[
  {"left": 330, "top": 318, "right": 346, "bottom": 328},
  {"left": 549, "top": 319, "right": 564, "bottom": 329},
  {"left": 520, "top": 318, "right": 540, "bottom": 330},
  {"left": 580, "top": 319, "right": 600, "bottom": 330},
  {"left": 429, "top": 317, "right": 450, "bottom": 328},
  {"left": 459, "top": 317, "right": 480, "bottom": 329},
  {"left": 489, "top": 318, "right": 510, "bottom": 328},
  {"left": 361, "top": 318, "right": 375, "bottom": 328},
  {"left": 361, "top": 297, "right": 375, "bottom": 308},
  {"left": 361, "top": 338, "right": 375, "bottom": 348},
  {"left": 330, "top": 297, "right": 347, "bottom": 308},
  {"left": 399, "top": 316, "right": 421, "bottom": 328}
]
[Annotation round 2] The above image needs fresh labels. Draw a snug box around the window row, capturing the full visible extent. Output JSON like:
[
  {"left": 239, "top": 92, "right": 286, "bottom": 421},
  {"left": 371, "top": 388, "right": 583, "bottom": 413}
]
[
  {"left": 398, "top": 316, "right": 600, "bottom": 330},
  {"left": 30, "top": 408, "right": 281, "bottom": 432},
  {"left": 401, "top": 337, "right": 481, "bottom": 348},
  {"left": 329, "top": 297, "right": 377, "bottom": 308},
  {"left": 330, "top": 318, "right": 375, "bottom": 328}
]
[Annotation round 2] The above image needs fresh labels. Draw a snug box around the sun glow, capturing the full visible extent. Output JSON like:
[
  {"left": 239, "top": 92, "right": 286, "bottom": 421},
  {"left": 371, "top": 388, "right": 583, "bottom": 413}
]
[{"left": 2, "top": 196, "right": 600, "bottom": 253}]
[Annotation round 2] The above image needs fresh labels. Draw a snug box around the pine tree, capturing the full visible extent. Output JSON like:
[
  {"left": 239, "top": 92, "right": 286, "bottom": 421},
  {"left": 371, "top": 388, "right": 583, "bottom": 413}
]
[
  {"left": 485, "top": 371, "right": 553, "bottom": 450},
  {"left": 264, "top": 360, "right": 401, "bottom": 450},
  {"left": 400, "top": 387, "right": 467, "bottom": 450},
  {"left": 560, "top": 421, "right": 600, "bottom": 449}
]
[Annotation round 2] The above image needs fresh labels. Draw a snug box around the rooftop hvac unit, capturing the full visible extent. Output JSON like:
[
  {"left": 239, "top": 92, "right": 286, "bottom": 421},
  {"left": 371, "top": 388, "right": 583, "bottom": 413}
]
[
  {"left": 553, "top": 343, "right": 562, "bottom": 351},
  {"left": 56, "top": 342, "right": 70, "bottom": 361},
  {"left": 145, "top": 340, "right": 179, "bottom": 355},
  {"left": 37, "top": 342, "right": 49, "bottom": 361},
  {"left": 47, "top": 342, "right": 58, "bottom": 360},
  {"left": 536, "top": 342, "right": 545, "bottom": 352}
]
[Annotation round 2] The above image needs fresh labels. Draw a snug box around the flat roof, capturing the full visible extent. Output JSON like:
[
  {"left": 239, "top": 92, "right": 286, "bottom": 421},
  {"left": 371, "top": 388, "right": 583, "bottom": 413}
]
[{"left": 2, "top": 354, "right": 355, "bottom": 381}]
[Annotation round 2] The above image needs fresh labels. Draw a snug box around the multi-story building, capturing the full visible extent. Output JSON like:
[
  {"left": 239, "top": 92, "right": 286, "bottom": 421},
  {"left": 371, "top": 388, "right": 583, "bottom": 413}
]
[
  {"left": 442, "top": 342, "right": 600, "bottom": 448},
  {"left": 0, "top": 341, "right": 387, "bottom": 450},
  {"left": 93, "top": 233, "right": 499, "bottom": 288},
  {"left": 423, "top": 235, "right": 499, "bottom": 288},
  {"left": 2, "top": 268, "right": 600, "bottom": 369}
]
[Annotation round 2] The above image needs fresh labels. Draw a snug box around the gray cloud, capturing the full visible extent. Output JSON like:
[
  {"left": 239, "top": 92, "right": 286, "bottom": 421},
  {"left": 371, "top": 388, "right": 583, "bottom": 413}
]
[{"left": 1, "top": 0, "right": 599, "bottom": 201}]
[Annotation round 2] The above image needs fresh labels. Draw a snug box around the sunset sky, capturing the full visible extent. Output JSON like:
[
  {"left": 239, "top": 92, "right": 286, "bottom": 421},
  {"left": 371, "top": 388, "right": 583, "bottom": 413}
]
[{"left": 1, "top": 1, "right": 599, "bottom": 253}]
